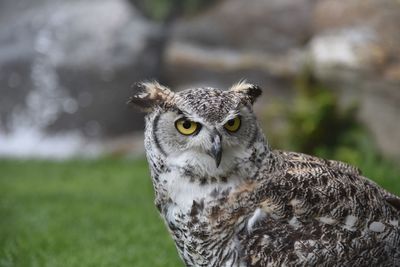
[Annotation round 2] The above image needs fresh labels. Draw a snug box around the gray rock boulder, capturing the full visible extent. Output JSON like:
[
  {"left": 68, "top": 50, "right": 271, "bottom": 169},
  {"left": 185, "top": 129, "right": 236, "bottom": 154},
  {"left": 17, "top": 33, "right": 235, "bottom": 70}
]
[
  {"left": 164, "top": 0, "right": 313, "bottom": 88},
  {"left": 172, "top": 0, "right": 313, "bottom": 53}
]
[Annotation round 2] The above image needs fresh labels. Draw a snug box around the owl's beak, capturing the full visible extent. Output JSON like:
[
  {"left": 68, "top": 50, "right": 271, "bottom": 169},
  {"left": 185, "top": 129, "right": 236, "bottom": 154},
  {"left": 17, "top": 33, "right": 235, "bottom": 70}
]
[{"left": 209, "top": 133, "right": 222, "bottom": 168}]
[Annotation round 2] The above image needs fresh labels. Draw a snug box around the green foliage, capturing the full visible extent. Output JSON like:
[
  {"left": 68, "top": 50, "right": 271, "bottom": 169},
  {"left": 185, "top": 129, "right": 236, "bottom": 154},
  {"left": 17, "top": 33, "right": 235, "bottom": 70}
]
[
  {"left": 0, "top": 158, "right": 183, "bottom": 267},
  {"left": 288, "top": 67, "right": 362, "bottom": 157},
  {"left": 129, "top": 0, "right": 217, "bottom": 21}
]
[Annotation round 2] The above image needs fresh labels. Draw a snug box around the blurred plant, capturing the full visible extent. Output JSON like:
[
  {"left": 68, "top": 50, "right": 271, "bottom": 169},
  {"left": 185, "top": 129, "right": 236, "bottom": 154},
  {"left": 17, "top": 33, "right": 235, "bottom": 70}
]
[
  {"left": 288, "top": 66, "right": 362, "bottom": 158},
  {"left": 264, "top": 67, "right": 363, "bottom": 157},
  {"left": 129, "top": 0, "right": 217, "bottom": 22}
]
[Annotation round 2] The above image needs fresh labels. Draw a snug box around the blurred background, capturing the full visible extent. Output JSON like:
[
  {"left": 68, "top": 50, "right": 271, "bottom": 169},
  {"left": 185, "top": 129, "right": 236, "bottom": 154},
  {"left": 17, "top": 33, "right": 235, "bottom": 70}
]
[{"left": 0, "top": 0, "right": 399, "bottom": 266}]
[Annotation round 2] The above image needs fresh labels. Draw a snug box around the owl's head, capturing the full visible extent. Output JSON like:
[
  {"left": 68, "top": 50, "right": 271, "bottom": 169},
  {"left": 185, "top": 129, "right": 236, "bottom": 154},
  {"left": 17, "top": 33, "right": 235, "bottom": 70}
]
[{"left": 129, "top": 81, "right": 266, "bottom": 178}]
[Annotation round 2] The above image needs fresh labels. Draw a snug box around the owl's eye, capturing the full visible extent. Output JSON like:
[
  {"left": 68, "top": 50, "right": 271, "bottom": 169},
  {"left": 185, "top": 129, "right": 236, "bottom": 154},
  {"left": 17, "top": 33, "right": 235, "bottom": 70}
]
[
  {"left": 175, "top": 118, "right": 201, "bottom": 135},
  {"left": 224, "top": 116, "right": 241, "bottom": 133}
]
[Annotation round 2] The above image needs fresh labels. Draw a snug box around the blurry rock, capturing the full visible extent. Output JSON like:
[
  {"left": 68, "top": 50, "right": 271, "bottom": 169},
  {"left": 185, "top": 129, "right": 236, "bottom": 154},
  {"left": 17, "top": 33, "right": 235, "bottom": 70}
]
[
  {"left": 311, "top": 0, "right": 400, "bottom": 75},
  {"left": 172, "top": 0, "right": 313, "bottom": 53},
  {"left": 359, "top": 80, "right": 400, "bottom": 159},
  {"left": 0, "top": 0, "right": 160, "bottom": 157},
  {"left": 309, "top": 27, "right": 379, "bottom": 70},
  {"left": 164, "top": 0, "right": 313, "bottom": 109}
]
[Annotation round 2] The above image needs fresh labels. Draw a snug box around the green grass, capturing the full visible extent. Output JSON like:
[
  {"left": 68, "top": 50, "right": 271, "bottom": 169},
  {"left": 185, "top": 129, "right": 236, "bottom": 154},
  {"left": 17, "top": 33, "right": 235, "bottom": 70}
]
[{"left": 0, "top": 158, "right": 184, "bottom": 267}]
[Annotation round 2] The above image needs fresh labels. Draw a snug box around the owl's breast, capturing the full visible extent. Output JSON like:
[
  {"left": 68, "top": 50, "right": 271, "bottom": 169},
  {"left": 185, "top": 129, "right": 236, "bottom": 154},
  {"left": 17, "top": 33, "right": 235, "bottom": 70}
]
[
  {"left": 163, "top": 195, "right": 247, "bottom": 267},
  {"left": 155, "top": 169, "right": 251, "bottom": 266}
]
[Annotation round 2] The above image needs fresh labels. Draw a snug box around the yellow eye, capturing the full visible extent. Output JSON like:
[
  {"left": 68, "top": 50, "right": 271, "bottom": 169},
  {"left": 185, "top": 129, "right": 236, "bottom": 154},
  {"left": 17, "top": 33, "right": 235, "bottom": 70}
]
[
  {"left": 175, "top": 119, "right": 200, "bottom": 135},
  {"left": 224, "top": 116, "right": 241, "bottom": 132}
]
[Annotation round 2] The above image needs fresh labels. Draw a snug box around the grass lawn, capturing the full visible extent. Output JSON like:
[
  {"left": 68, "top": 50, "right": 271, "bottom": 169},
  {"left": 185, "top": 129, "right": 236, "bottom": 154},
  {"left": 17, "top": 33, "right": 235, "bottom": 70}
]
[
  {"left": 0, "top": 156, "right": 399, "bottom": 267},
  {"left": 0, "top": 158, "right": 184, "bottom": 267}
]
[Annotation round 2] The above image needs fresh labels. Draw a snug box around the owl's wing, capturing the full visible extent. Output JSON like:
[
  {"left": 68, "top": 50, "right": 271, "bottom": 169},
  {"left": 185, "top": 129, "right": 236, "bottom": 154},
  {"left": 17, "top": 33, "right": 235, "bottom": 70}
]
[
  {"left": 327, "top": 155, "right": 400, "bottom": 212},
  {"left": 239, "top": 150, "right": 400, "bottom": 266}
]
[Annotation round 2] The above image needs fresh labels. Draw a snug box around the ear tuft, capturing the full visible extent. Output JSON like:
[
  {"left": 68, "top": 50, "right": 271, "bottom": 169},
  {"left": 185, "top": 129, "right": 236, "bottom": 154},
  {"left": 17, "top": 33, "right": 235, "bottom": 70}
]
[
  {"left": 230, "top": 80, "right": 262, "bottom": 104},
  {"left": 127, "top": 81, "right": 176, "bottom": 112}
]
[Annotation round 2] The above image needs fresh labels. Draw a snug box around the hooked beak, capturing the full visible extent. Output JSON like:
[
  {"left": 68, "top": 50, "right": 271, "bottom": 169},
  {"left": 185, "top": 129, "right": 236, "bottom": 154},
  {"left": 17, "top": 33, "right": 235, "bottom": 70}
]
[{"left": 209, "top": 132, "right": 222, "bottom": 168}]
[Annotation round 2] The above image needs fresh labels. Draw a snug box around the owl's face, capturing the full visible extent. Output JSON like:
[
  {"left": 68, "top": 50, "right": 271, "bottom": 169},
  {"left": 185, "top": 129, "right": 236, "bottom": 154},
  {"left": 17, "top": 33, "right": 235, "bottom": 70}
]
[{"left": 129, "top": 81, "right": 263, "bottom": 177}]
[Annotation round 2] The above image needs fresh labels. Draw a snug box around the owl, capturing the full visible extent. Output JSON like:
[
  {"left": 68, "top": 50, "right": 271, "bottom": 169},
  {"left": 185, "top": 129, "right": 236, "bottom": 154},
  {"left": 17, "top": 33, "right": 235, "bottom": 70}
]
[{"left": 129, "top": 81, "right": 400, "bottom": 267}]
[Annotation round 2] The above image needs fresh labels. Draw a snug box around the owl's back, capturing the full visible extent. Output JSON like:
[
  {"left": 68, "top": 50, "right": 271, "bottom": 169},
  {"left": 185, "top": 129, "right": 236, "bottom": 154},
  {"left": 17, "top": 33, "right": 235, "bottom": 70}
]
[{"left": 240, "top": 150, "right": 400, "bottom": 266}]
